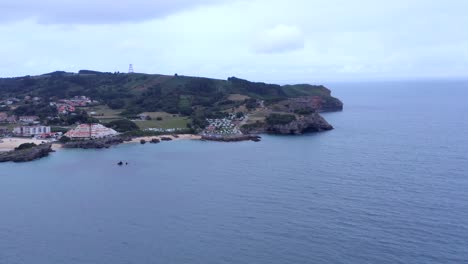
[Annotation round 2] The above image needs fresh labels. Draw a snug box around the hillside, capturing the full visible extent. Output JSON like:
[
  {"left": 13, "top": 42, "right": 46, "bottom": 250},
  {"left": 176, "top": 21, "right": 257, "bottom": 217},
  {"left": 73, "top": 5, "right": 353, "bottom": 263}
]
[{"left": 0, "top": 70, "right": 343, "bottom": 132}]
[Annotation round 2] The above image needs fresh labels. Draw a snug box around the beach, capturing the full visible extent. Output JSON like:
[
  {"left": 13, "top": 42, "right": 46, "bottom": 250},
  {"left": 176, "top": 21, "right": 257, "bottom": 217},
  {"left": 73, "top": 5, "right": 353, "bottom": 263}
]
[
  {"left": 0, "top": 135, "right": 200, "bottom": 153},
  {"left": 0, "top": 137, "right": 54, "bottom": 152}
]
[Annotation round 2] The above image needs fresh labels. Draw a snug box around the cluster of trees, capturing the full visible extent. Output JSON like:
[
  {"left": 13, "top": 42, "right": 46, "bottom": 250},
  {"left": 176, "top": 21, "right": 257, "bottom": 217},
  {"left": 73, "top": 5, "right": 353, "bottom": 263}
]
[
  {"left": 13, "top": 103, "right": 57, "bottom": 118},
  {"left": 105, "top": 119, "right": 139, "bottom": 132},
  {"left": 47, "top": 110, "right": 98, "bottom": 126},
  {"left": 15, "top": 143, "right": 37, "bottom": 151}
]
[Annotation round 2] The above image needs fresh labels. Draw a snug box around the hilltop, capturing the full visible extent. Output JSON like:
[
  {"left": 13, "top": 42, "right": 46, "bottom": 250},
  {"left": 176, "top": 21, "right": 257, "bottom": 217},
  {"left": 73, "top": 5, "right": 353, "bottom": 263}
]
[{"left": 0, "top": 70, "right": 343, "bottom": 135}]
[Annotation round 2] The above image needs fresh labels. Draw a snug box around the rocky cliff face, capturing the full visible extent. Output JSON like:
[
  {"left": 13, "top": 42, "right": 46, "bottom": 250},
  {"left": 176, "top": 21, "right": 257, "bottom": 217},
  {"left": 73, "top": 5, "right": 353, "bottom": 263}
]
[
  {"left": 0, "top": 143, "right": 54, "bottom": 163},
  {"left": 265, "top": 113, "right": 333, "bottom": 134},
  {"left": 271, "top": 95, "right": 343, "bottom": 113},
  {"left": 242, "top": 113, "right": 333, "bottom": 135},
  {"left": 320, "top": 97, "right": 344, "bottom": 112}
]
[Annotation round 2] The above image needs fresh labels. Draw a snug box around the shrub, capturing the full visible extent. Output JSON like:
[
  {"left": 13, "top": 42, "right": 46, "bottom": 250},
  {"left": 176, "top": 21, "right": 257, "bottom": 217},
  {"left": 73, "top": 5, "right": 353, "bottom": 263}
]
[
  {"left": 106, "top": 119, "right": 139, "bottom": 132},
  {"left": 15, "top": 143, "right": 37, "bottom": 151}
]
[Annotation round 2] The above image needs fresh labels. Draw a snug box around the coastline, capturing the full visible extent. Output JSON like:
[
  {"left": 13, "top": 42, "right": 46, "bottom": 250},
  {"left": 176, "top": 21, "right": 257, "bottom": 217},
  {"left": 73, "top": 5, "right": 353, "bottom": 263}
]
[
  {"left": 125, "top": 134, "right": 202, "bottom": 144},
  {"left": 0, "top": 134, "right": 201, "bottom": 153}
]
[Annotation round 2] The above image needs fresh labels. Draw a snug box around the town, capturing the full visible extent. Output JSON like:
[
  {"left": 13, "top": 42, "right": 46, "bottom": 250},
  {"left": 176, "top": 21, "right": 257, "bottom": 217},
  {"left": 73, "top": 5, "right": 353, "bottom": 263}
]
[{"left": 0, "top": 94, "right": 253, "bottom": 149}]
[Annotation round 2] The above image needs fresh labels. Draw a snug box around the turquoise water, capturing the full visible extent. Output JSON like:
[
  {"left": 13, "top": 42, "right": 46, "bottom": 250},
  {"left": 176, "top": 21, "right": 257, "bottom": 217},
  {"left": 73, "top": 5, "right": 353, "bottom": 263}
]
[{"left": 1, "top": 80, "right": 467, "bottom": 263}]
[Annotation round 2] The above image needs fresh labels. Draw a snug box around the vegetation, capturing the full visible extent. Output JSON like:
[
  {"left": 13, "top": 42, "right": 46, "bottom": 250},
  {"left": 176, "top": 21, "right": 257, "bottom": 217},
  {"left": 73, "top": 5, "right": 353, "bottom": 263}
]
[
  {"left": 106, "top": 119, "right": 139, "bottom": 132},
  {"left": 266, "top": 114, "right": 297, "bottom": 125},
  {"left": 135, "top": 116, "right": 190, "bottom": 130},
  {"left": 15, "top": 143, "right": 37, "bottom": 151},
  {"left": 59, "top": 136, "right": 71, "bottom": 143},
  {"left": 294, "top": 107, "right": 315, "bottom": 115},
  {"left": 0, "top": 71, "right": 340, "bottom": 129}
]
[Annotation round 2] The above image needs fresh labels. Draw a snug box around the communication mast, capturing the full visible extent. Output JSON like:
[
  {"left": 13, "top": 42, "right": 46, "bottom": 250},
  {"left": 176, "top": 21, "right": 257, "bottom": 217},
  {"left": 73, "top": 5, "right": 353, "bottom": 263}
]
[{"left": 128, "top": 64, "right": 134, "bottom": 74}]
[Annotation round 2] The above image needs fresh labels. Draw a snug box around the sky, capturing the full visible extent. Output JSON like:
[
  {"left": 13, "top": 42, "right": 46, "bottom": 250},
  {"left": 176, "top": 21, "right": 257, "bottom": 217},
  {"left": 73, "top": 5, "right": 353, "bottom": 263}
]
[{"left": 0, "top": 0, "right": 467, "bottom": 82}]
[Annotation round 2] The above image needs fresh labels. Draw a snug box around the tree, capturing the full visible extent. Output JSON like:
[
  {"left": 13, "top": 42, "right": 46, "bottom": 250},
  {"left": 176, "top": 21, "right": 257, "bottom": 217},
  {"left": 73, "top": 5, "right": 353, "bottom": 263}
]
[{"left": 59, "top": 136, "right": 71, "bottom": 143}]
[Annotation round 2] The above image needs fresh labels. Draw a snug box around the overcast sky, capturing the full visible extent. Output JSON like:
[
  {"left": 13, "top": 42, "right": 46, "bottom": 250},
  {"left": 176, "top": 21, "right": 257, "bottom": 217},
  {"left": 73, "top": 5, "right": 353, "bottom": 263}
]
[{"left": 1, "top": 0, "right": 467, "bottom": 82}]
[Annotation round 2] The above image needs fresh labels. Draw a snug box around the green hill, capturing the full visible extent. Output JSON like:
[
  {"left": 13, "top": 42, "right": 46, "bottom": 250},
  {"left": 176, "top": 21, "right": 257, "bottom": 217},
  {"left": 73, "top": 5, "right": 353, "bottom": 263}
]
[{"left": 0, "top": 70, "right": 342, "bottom": 129}]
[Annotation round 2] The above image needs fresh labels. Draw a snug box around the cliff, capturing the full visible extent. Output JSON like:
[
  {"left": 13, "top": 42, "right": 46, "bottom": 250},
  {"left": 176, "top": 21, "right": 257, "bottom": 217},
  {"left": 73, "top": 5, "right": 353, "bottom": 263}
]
[
  {"left": 266, "top": 113, "right": 333, "bottom": 134},
  {"left": 242, "top": 113, "right": 333, "bottom": 135}
]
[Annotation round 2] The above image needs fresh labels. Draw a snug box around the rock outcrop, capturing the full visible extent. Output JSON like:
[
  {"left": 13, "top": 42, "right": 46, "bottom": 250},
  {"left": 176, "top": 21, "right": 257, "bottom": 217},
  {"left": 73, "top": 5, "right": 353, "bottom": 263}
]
[
  {"left": 265, "top": 113, "right": 333, "bottom": 134},
  {"left": 62, "top": 136, "right": 130, "bottom": 149},
  {"left": 271, "top": 95, "right": 343, "bottom": 113},
  {"left": 242, "top": 113, "right": 333, "bottom": 135},
  {"left": 0, "top": 143, "right": 54, "bottom": 163},
  {"left": 201, "top": 134, "right": 261, "bottom": 142}
]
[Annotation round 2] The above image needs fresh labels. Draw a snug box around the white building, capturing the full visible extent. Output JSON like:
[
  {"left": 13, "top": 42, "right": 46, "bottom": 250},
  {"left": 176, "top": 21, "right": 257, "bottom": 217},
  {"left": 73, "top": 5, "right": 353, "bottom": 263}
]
[
  {"left": 19, "top": 116, "right": 40, "bottom": 123},
  {"left": 13, "top": 126, "right": 51, "bottom": 137},
  {"left": 64, "top": 124, "right": 118, "bottom": 139}
]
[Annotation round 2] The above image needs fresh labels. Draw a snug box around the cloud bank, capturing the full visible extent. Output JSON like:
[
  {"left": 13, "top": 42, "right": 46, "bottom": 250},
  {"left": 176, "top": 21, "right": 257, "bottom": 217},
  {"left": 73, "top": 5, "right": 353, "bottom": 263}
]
[
  {"left": 0, "top": 0, "right": 233, "bottom": 24},
  {"left": 253, "top": 25, "right": 305, "bottom": 54}
]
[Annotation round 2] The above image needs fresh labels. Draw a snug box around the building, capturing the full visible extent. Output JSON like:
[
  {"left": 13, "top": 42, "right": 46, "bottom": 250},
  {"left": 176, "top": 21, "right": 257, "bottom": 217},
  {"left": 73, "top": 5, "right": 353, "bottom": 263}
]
[
  {"left": 13, "top": 126, "right": 51, "bottom": 137},
  {"left": 0, "top": 112, "right": 7, "bottom": 122},
  {"left": 57, "top": 104, "right": 76, "bottom": 114},
  {"left": 64, "top": 124, "right": 118, "bottom": 139},
  {"left": 0, "top": 127, "right": 10, "bottom": 136},
  {"left": 7, "top": 115, "right": 17, "bottom": 123},
  {"left": 19, "top": 116, "right": 40, "bottom": 123}
]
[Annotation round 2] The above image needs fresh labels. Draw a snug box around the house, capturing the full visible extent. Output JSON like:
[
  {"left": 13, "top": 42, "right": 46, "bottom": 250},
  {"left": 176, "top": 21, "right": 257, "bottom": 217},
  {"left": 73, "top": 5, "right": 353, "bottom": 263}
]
[
  {"left": 57, "top": 104, "right": 76, "bottom": 114},
  {"left": 0, "top": 112, "right": 7, "bottom": 122},
  {"left": 19, "top": 116, "right": 40, "bottom": 123},
  {"left": 138, "top": 113, "right": 150, "bottom": 120},
  {"left": 64, "top": 124, "right": 118, "bottom": 139},
  {"left": 7, "top": 115, "right": 17, "bottom": 123},
  {"left": 0, "top": 127, "right": 9, "bottom": 136},
  {"left": 13, "top": 126, "right": 51, "bottom": 137}
]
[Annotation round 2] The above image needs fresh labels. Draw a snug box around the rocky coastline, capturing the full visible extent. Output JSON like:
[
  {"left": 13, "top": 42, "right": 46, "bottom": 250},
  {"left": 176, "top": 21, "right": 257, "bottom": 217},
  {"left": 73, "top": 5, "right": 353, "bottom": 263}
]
[
  {"left": 201, "top": 134, "right": 261, "bottom": 142},
  {"left": 0, "top": 143, "right": 54, "bottom": 163},
  {"left": 241, "top": 113, "right": 334, "bottom": 135},
  {"left": 62, "top": 136, "right": 132, "bottom": 149}
]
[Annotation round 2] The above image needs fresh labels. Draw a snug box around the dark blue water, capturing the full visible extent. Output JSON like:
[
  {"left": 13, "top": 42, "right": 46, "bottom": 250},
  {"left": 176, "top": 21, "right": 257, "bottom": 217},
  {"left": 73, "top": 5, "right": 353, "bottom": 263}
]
[{"left": 1, "top": 81, "right": 467, "bottom": 264}]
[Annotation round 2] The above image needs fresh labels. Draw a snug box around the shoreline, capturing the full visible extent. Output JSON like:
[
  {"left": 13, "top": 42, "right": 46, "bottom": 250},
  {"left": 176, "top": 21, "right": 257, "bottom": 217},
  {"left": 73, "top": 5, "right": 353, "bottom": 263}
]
[
  {"left": 0, "top": 137, "right": 60, "bottom": 152},
  {"left": 125, "top": 134, "right": 202, "bottom": 144}
]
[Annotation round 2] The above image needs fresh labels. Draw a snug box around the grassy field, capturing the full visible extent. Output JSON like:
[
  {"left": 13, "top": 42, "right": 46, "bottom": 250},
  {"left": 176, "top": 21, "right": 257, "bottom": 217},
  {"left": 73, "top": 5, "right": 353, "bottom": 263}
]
[
  {"left": 228, "top": 94, "right": 250, "bottom": 101},
  {"left": 134, "top": 113, "right": 191, "bottom": 129},
  {"left": 81, "top": 105, "right": 123, "bottom": 122}
]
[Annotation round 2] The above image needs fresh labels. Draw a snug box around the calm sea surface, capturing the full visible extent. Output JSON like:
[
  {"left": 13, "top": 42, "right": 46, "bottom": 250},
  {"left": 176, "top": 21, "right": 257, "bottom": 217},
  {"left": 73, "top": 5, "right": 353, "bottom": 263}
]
[{"left": 1, "top": 81, "right": 467, "bottom": 264}]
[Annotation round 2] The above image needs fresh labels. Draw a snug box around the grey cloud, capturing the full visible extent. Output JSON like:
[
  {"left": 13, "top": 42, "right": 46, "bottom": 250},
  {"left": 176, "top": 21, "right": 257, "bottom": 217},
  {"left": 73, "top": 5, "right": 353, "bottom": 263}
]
[{"left": 0, "top": 0, "right": 233, "bottom": 24}]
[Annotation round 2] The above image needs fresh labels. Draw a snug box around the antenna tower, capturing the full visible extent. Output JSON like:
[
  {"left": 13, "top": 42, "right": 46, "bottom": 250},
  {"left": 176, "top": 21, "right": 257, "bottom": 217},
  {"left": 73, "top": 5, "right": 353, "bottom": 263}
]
[{"left": 128, "top": 64, "right": 134, "bottom": 74}]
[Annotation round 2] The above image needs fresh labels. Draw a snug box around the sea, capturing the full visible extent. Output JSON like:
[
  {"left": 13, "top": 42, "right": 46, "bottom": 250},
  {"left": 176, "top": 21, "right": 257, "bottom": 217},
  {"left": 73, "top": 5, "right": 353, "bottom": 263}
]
[{"left": 0, "top": 80, "right": 467, "bottom": 264}]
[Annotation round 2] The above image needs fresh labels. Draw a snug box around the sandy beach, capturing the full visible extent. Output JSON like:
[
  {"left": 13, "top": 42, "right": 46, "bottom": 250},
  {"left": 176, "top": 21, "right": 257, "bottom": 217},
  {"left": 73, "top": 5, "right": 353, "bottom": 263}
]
[
  {"left": 0, "top": 134, "right": 200, "bottom": 152},
  {"left": 0, "top": 137, "right": 61, "bottom": 152},
  {"left": 126, "top": 134, "right": 201, "bottom": 144}
]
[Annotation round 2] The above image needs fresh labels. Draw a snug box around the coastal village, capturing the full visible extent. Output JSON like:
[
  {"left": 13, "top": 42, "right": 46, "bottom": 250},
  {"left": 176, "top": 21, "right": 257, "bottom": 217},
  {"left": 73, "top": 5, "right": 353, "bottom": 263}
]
[
  {"left": 0, "top": 77, "right": 340, "bottom": 162},
  {"left": 0, "top": 93, "right": 260, "bottom": 156}
]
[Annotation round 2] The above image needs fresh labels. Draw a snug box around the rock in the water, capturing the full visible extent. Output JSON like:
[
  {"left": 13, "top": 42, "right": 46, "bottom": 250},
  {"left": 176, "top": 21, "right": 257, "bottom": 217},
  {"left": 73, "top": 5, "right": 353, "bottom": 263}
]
[{"left": 150, "top": 138, "right": 160, "bottom": 144}]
